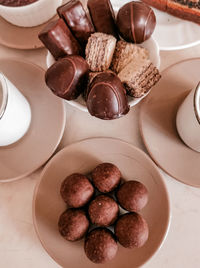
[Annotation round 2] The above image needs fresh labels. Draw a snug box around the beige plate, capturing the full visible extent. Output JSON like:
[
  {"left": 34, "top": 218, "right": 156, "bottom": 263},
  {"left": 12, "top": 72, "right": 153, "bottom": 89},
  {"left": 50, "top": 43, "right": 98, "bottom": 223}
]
[
  {"left": 33, "top": 138, "right": 170, "bottom": 268},
  {"left": 140, "top": 58, "right": 200, "bottom": 187},
  {"left": 0, "top": 58, "right": 66, "bottom": 182},
  {"left": 0, "top": 15, "right": 57, "bottom": 50}
]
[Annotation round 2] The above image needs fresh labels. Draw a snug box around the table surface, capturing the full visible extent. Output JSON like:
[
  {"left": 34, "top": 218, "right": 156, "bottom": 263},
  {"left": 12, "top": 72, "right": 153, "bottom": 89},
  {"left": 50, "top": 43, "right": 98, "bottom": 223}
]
[{"left": 1, "top": 21, "right": 200, "bottom": 268}]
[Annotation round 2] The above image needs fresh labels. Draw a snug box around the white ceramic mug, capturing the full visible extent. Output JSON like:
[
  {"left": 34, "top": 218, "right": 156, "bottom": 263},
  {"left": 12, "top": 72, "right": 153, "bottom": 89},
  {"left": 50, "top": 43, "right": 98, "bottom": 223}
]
[
  {"left": 176, "top": 82, "right": 200, "bottom": 152},
  {"left": 0, "top": 0, "right": 63, "bottom": 27},
  {"left": 0, "top": 73, "right": 31, "bottom": 146}
]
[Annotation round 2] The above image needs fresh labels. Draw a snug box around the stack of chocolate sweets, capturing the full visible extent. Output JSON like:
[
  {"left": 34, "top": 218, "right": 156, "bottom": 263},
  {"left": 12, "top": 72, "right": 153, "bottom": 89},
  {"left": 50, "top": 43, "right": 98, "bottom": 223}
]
[
  {"left": 39, "top": 0, "right": 161, "bottom": 120},
  {"left": 58, "top": 163, "right": 149, "bottom": 264}
]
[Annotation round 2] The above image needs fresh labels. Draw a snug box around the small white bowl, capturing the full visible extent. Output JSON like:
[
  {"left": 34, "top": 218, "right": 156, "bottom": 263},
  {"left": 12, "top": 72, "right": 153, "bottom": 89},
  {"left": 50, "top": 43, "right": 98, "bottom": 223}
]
[
  {"left": 46, "top": 36, "right": 160, "bottom": 113},
  {"left": 0, "top": 0, "right": 63, "bottom": 27}
]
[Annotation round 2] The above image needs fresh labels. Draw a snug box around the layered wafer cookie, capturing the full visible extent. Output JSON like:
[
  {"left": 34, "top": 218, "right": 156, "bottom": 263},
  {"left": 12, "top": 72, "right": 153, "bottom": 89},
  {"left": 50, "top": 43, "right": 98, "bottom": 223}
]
[
  {"left": 111, "top": 40, "right": 149, "bottom": 73},
  {"left": 85, "top": 33, "right": 117, "bottom": 72},
  {"left": 118, "top": 58, "right": 161, "bottom": 98}
]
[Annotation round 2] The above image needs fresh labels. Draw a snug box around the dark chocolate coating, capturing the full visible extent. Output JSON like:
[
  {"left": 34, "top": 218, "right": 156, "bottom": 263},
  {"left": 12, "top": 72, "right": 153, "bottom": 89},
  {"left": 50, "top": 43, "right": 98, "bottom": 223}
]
[
  {"left": 0, "top": 0, "right": 37, "bottom": 6},
  {"left": 38, "top": 18, "right": 81, "bottom": 60},
  {"left": 116, "top": 180, "right": 148, "bottom": 212},
  {"left": 60, "top": 173, "right": 94, "bottom": 207},
  {"left": 57, "top": 0, "right": 95, "bottom": 47},
  {"left": 116, "top": 1, "right": 156, "bottom": 44},
  {"left": 45, "top": 56, "right": 89, "bottom": 100},
  {"left": 114, "top": 212, "right": 149, "bottom": 248},
  {"left": 88, "top": 195, "right": 119, "bottom": 226},
  {"left": 84, "top": 228, "right": 118, "bottom": 263},
  {"left": 87, "top": 72, "right": 129, "bottom": 120},
  {"left": 91, "top": 163, "right": 121, "bottom": 193},
  {"left": 58, "top": 208, "right": 89, "bottom": 241},
  {"left": 87, "top": 0, "right": 118, "bottom": 38}
]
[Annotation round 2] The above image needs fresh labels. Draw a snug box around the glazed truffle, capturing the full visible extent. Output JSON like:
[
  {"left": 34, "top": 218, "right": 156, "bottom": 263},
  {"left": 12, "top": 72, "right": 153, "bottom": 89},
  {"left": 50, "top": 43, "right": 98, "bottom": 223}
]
[
  {"left": 45, "top": 56, "right": 89, "bottom": 100},
  {"left": 87, "top": 72, "right": 129, "bottom": 120},
  {"left": 114, "top": 213, "right": 149, "bottom": 248},
  {"left": 60, "top": 173, "right": 94, "bottom": 208},
  {"left": 116, "top": 180, "right": 148, "bottom": 212},
  {"left": 58, "top": 208, "right": 89, "bottom": 241},
  {"left": 84, "top": 228, "right": 118, "bottom": 263},
  {"left": 91, "top": 163, "right": 121, "bottom": 192},
  {"left": 88, "top": 195, "right": 119, "bottom": 226},
  {"left": 116, "top": 1, "right": 156, "bottom": 44}
]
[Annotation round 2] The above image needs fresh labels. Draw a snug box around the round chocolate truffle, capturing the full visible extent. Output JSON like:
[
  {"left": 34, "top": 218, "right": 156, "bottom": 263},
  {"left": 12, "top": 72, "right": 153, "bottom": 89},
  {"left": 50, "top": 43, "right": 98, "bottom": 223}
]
[
  {"left": 84, "top": 228, "right": 118, "bottom": 263},
  {"left": 116, "top": 180, "right": 148, "bottom": 212},
  {"left": 116, "top": 1, "right": 156, "bottom": 44},
  {"left": 60, "top": 173, "right": 94, "bottom": 208},
  {"left": 88, "top": 195, "right": 119, "bottom": 226},
  {"left": 58, "top": 208, "right": 89, "bottom": 241},
  {"left": 91, "top": 163, "right": 121, "bottom": 193},
  {"left": 86, "top": 72, "right": 129, "bottom": 120},
  {"left": 114, "top": 212, "right": 149, "bottom": 248}
]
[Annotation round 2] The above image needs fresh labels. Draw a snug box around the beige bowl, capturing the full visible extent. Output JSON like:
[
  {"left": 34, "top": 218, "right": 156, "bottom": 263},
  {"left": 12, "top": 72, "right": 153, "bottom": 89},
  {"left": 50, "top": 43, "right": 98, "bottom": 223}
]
[{"left": 0, "top": 0, "right": 63, "bottom": 27}]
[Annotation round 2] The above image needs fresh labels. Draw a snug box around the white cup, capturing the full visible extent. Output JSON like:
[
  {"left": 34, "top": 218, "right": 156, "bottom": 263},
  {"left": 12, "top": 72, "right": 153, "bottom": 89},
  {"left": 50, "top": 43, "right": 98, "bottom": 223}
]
[
  {"left": 0, "top": 0, "right": 63, "bottom": 27},
  {"left": 0, "top": 73, "right": 31, "bottom": 146},
  {"left": 176, "top": 82, "right": 200, "bottom": 152}
]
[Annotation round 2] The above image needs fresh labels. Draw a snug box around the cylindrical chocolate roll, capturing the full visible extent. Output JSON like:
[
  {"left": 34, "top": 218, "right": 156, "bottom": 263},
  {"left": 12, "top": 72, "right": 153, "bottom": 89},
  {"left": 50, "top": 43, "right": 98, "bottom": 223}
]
[
  {"left": 45, "top": 56, "right": 89, "bottom": 100},
  {"left": 87, "top": 72, "right": 129, "bottom": 120},
  {"left": 116, "top": 1, "right": 156, "bottom": 44},
  {"left": 38, "top": 18, "right": 81, "bottom": 60},
  {"left": 57, "top": 0, "right": 95, "bottom": 47},
  {"left": 87, "top": 0, "right": 118, "bottom": 38}
]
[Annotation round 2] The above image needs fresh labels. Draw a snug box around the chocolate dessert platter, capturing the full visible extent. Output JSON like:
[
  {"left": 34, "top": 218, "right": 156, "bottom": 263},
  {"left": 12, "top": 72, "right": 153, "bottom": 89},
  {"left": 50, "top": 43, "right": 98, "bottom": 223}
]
[{"left": 39, "top": 0, "right": 161, "bottom": 120}]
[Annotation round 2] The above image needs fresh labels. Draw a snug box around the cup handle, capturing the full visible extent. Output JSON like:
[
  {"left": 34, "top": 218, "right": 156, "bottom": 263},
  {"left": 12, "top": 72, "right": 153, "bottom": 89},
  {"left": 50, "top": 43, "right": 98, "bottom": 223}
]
[{"left": 194, "top": 82, "right": 200, "bottom": 124}]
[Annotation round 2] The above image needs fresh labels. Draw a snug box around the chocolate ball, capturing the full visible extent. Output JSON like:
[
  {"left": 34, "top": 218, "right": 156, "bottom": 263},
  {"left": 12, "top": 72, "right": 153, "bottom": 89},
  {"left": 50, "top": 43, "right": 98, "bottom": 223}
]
[
  {"left": 58, "top": 208, "right": 89, "bottom": 241},
  {"left": 45, "top": 56, "right": 89, "bottom": 100},
  {"left": 88, "top": 195, "right": 119, "bottom": 226},
  {"left": 116, "top": 180, "right": 148, "bottom": 212},
  {"left": 87, "top": 72, "right": 129, "bottom": 120},
  {"left": 114, "top": 213, "right": 149, "bottom": 248},
  {"left": 116, "top": 1, "right": 156, "bottom": 44},
  {"left": 60, "top": 173, "right": 94, "bottom": 208},
  {"left": 84, "top": 228, "right": 118, "bottom": 263},
  {"left": 91, "top": 163, "right": 121, "bottom": 193}
]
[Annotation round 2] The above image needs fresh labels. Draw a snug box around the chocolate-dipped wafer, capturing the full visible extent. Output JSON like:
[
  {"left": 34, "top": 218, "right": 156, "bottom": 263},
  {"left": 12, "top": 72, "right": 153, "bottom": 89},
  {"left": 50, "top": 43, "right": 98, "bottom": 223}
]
[
  {"left": 57, "top": 0, "right": 95, "bottom": 47},
  {"left": 38, "top": 18, "right": 81, "bottom": 60},
  {"left": 87, "top": 72, "right": 129, "bottom": 120},
  {"left": 45, "top": 56, "right": 89, "bottom": 100},
  {"left": 87, "top": 0, "right": 118, "bottom": 38}
]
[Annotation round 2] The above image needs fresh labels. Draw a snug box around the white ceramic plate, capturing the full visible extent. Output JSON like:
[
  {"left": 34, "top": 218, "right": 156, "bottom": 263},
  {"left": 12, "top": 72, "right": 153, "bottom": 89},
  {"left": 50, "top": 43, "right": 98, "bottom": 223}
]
[
  {"left": 46, "top": 36, "right": 160, "bottom": 112},
  {"left": 112, "top": 0, "right": 200, "bottom": 51},
  {"left": 33, "top": 138, "right": 170, "bottom": 268}
]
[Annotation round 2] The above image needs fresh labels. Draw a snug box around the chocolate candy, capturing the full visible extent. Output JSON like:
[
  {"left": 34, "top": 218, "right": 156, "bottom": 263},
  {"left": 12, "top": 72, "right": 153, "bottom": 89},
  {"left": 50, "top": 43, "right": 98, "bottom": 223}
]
[
  {"left": 45, "top": 56, "right": 89, "bottom": 100},
  {"left": 38, "top": 18, "right": 81, "bottom": 60},
  {"left": 87, "top": 0, "right": 118, "bottom": 38},
  {"left": 116, "top": 1, "right": 156, "bottom": 44},
  {"left": 57, "top": 0, "right": 94, "bottom": 47},
  {"left": 88, "top": 195, "right": 119, "bottom": 226},
  {"left": 116, "top": 180, "right": 148, "bottom": 212},
  {"left": 58, "top": 208, "right": 89, "bottom": 241},
  {"left": 91, "top": 163, "right": 121, "bottom": 193},
  {"left": 114, "top": 212, "right": 149, "bottom": 248},
  {"left": 84, "top": 228, "right": 118, "bottom": 263},
  {"left": 60, "top": 173, "right": 94, "bottom": 207},
  {"left": 86, "top": 72, "right": 129, "bottom": 120}
]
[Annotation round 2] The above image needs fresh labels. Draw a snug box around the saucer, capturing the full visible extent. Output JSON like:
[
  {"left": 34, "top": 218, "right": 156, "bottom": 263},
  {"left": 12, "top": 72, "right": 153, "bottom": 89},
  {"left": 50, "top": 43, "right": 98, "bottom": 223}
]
[
  {"left": 0, "top": 15, "right": 56, "bottom": 50},
  {"left": 140, "top": 58, "right": 200, "bottom": 187},
  {"left": 0, "top": 58, "right": 66, "bottom": 182},
  {"left": 33, "top": 137, "right": 170, "bottom": 268}
]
